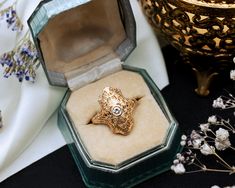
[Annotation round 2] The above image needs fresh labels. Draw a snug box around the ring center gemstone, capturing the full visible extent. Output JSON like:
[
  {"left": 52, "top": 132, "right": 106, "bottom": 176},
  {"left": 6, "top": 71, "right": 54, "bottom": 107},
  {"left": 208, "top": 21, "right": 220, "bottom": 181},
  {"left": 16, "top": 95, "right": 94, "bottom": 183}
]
[{"left": 112, "top": 106, "right": 123, "bottom": 116}]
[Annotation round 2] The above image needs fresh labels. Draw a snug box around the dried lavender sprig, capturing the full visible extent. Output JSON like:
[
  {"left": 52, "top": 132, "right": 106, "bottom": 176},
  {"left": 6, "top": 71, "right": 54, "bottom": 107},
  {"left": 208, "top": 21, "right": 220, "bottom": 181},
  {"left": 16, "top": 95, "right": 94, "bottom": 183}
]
[
  {"left": 0, "top": 32, "right": 40, "bottom": 82},
  {"left": 0, "top": 1, "right": 23, "bottom": 32}
]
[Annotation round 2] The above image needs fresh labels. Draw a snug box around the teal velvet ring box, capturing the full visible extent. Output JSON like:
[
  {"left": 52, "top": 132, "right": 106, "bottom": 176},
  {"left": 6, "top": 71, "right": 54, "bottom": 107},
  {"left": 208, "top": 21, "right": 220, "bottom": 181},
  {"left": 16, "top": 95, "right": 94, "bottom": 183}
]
[{"left": 28, "top": 0, "right": 182, "bottom": 187}]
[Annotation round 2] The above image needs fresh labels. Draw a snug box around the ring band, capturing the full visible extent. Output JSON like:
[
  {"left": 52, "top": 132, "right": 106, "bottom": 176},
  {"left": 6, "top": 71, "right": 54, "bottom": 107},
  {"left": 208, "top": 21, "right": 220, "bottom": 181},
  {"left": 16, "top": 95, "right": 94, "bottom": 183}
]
[{"left": 92, "top": 87, "right": 137, "bottom": 135}]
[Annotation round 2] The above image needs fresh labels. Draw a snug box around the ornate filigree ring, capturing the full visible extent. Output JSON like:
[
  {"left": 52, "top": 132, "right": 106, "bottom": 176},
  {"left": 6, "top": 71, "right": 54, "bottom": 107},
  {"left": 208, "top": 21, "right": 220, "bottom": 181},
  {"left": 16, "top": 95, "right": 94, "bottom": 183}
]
[{"left": 91, "top": 87, "right": 137, "bottom": 135}]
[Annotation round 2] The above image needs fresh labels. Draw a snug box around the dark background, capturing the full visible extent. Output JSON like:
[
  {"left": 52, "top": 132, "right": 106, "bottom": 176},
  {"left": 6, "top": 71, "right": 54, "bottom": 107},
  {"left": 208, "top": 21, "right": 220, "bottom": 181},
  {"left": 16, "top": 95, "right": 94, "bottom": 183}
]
[{"left": 1, "top": 46, "right": 235, "bottom": 188}]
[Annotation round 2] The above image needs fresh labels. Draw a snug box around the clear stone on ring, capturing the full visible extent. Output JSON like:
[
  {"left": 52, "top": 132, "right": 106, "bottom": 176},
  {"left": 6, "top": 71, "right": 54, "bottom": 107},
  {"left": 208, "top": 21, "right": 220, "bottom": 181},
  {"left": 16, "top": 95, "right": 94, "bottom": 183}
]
[{"left": 112, "top": 106, "right": 122, "bottom": 116}]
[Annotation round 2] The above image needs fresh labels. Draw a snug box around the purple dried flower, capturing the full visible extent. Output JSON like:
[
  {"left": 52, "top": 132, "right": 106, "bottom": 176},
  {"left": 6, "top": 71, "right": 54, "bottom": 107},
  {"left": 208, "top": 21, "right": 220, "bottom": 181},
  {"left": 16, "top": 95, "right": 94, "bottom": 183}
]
[
  {"left": 0, "top": 4, "right": 23, "bottom": 32},
  {"left": 0, "top": 35, "right": 40, "bottom": 82}
]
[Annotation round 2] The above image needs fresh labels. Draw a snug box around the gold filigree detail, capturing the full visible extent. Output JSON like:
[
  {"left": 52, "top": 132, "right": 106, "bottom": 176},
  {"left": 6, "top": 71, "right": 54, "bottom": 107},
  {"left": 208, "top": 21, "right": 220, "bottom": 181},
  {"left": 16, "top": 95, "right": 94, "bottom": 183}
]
[
  {"left": 141, "top": 0, "right": 235, "bottom": 58},
  {"left": 92, "top": 87, "right": 137, "bottom": 136},
  {"left": 140, "top": 0, "right": 235, "bottom": 96}
]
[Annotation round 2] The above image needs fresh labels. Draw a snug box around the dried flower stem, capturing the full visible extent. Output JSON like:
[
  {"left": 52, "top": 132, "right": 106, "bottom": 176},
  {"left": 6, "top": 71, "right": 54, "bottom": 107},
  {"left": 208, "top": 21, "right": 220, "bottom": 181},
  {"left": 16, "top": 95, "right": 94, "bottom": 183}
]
[
  {"left": 172, "top": 114, "right": 235, "bottom": 175},
  {"left": 187, "top": 152, "right": 233, "bottom": 174},
  {"left": 214, "top": 152, "right": 232, "bottom": 170},
  {"left": 14, "top": 30, "right": 30, "bottom": 48},
  {"left": 229, "top": 146, "right": 235, "bottom": 151},
  {"left": 185, "top": 169, "right": 205, "bottom": 173},
  {"left": 211, "top": 118, "right": 235, "bottom": 132},
  {"left": 188, "top": 162, "right": 228, "bottom": 174},
  {"left": 191, "top": 160, "right": 233, "bottom": 173},
  {"left": 203, "top": 168, "right": 232, "bottom": 173},
  {"left": 192, "top": 162, "right": 204, "bottom": 170},
  {"left": 191, "top": 135, "right": 232, "bottom": 170}
]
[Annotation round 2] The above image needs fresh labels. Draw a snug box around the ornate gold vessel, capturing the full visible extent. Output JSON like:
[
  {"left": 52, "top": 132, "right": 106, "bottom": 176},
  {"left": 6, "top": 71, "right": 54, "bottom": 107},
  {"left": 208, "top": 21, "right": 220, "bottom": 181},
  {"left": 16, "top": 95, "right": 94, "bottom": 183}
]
[{"left": 140, "top": 0, "right": 235, "bottom": 96}]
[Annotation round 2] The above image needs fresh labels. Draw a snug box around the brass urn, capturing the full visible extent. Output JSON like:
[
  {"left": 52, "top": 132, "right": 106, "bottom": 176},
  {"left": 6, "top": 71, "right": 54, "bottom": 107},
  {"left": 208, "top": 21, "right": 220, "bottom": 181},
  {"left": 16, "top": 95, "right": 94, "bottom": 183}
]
[{"left": 140, "top": 0, "right": 235, "bottom": 96}]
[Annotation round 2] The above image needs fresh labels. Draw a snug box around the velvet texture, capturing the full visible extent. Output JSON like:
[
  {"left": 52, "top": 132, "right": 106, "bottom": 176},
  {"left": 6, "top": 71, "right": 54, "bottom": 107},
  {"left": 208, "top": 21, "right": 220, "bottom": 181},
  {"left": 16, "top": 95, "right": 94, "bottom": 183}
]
[{"left": 66, "top": 70, "right": 169, "bottom": 165}]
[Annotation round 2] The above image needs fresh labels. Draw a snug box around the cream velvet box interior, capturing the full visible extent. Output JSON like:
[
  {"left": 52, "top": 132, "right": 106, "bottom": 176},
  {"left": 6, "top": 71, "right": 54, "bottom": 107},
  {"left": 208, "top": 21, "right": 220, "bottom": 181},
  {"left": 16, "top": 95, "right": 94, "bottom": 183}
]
[
  {"left": 58, "top": 66, "right": 181, "bottom": 188},
  {"left": 66, "top": 70, "right": 169, "bottom": 166},
  {"left": 28, "top": 0, "right": 181, "bottom": 187}
]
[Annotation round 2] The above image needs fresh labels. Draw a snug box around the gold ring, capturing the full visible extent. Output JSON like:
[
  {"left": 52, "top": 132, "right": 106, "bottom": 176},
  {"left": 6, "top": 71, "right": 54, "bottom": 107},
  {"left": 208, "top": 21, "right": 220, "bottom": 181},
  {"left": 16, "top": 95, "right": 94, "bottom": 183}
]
[{"left": 92, "top": 87, "right": 137, "bottom": 135}]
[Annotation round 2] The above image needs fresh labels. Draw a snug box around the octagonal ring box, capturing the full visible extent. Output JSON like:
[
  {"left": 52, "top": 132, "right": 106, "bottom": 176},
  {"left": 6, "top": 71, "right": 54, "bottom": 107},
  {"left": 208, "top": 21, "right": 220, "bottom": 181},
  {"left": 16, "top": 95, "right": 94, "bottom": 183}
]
[{"left": 28, "top": 0, "right": 182, "bottom": 187}]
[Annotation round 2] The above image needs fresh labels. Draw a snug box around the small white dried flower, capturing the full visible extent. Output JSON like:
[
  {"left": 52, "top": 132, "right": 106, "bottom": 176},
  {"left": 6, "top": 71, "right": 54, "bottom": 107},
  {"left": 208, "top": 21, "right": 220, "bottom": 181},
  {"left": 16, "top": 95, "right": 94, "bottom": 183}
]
[
  {"left": 192, "top": 138, "right": 203, "bottom": 149},
  {"left": 181, "top": 135, "right": 187, "bottom": 141},
  {"left": 190, "top": 130, "right": 201, "bottom": 140},
  {"left": 216, "top": 128, "right": 229, "bottom": 141},
  {"left": 199, "top": 123, "right": 210, "bottom": 132},
  {"left": 187, "top": 140, "right": 192, "bottom": 146},
  {"left": 230, "top": 70, "right": 235, "bottom": 81},
  {"left": 190, "top": 130, "right": 203, "bottom": 148},
  {"left": 208, "top": 115, "right": 217, "bottom": 124},
  {"left": 176, "top": 153, "right": 181, "bottom": 158},
  {"left": 211, "top": 186, "right": 220, "bottom": 188},
  {"left": 171, "top": 163, "right": 185, "bottom": 174},
  {"left": 180, "top": 140, "right": 186, "bottom": 146},
  {"left": 178, "top": 155, "right": 185, "bottom": 162},
  {"left": 173, "top": 159, "right": 179, "bottom": 165},
  {"left": 213, "top": 97, "right": 225, "bottom": 109},
  {"left": 215, "top": 138, "right": 231, "bottom": 151},
  {"left": 200, "top": 143, "right": 215, "bottom": 155}
]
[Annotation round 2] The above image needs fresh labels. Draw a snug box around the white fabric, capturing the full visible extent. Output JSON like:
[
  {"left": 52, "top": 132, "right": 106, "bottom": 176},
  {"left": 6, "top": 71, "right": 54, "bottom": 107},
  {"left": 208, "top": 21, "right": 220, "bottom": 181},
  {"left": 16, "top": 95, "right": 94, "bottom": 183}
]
[
  {"left": 125, "top": 0, "right": 168, "bottom": 90},
  {"left": 0, "top": 112, "right": 66, "bottom": 181},
  {"left": 0, "top": 0, "right": 66, "bottom": 173},
  {"left": 0, "top": 0, "right": 169, "bottom": 182}
]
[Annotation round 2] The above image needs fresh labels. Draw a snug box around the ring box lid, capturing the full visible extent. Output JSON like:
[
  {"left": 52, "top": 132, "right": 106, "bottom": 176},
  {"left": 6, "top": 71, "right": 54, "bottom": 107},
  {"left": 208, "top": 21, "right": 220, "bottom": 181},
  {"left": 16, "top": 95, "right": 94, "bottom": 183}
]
[{"left": 28, "top": 0, "right": 136, "bottom": 90}]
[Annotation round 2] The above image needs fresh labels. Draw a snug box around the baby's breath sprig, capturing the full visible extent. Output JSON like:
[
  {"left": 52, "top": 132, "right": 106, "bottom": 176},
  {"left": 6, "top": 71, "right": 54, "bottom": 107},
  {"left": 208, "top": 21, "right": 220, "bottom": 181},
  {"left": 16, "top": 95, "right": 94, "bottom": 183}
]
[
  {"left": 211, "top": 185, "right": 235, "bottom": 188},
  {"left": 213, "top": 94, "right": 235, "bottom": 110},
  {"left": 0, "top": 31, "right": 40, "bottom": 82},
  {"left": 172, "top": 57, "right": 235, "bottom": 176},
  {"left": 171, "top": 115, "right": 235, "bottom": 175},
  {"left": 0, "top": 0, "right": 23, "bottom": 32},
  {"left": 213, "top": 59, "right": 235, "bottom": 110}
]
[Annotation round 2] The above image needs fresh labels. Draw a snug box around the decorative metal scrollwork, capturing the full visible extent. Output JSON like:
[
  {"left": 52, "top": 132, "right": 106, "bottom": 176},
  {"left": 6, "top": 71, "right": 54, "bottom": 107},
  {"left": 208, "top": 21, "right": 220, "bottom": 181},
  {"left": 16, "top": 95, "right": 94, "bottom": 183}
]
[
  {"left": 140, "top": 0, "right": 235, "bottom": 96},
  {"left": 197, "top": 0, "right": 235, "bottom": 4},
  {"left": 141, "top": 0, "right": 235, "bottom": 58}
]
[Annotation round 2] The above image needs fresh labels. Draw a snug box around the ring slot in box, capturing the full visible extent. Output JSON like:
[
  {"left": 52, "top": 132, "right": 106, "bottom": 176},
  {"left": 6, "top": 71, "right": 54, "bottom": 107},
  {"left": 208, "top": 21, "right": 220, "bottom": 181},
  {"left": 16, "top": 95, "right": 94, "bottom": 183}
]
[{"left": 28, "top": 0, "right": 182, "bottom": 187}]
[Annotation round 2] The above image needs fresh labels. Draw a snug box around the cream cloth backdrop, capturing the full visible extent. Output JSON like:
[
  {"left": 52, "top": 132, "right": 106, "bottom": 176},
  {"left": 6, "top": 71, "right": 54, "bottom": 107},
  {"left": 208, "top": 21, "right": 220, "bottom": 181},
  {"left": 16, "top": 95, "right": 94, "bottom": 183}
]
[
  {"left": 0, "top": 0, "right": 169, "bottom": 181},
  {"left": 0, "top": 0, "right": 66, "bottom": 170}
]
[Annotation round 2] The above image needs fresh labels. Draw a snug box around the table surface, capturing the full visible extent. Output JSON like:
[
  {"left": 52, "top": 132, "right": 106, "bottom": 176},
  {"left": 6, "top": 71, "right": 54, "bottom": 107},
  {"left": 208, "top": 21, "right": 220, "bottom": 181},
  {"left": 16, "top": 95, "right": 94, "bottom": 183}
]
[{"left": 1, "top": 46, "right": 235, "bottom": 188}]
